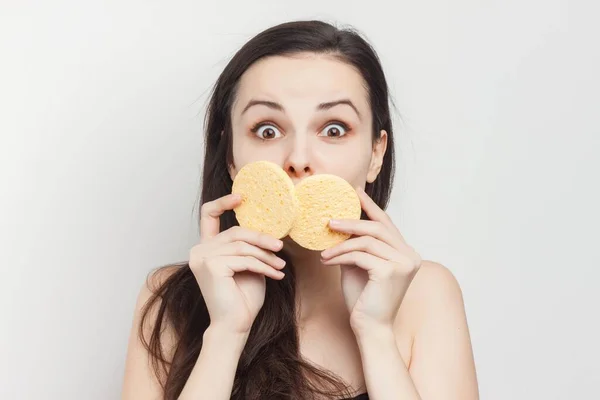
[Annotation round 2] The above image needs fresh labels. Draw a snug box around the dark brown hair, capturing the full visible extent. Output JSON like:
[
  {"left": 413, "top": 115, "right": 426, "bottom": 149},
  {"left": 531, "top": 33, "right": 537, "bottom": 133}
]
[{"left": 140, "top": 19, "right": 396, "bottom": 399}]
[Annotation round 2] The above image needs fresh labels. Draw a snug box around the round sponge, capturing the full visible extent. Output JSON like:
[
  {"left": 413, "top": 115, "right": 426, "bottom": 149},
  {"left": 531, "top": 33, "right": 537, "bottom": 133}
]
[
  {"left": 231, "top": 160, "right": 298, "bottom": 239},
  {"left": 289, "top": 174, "right": 361, "bottom": 250}
]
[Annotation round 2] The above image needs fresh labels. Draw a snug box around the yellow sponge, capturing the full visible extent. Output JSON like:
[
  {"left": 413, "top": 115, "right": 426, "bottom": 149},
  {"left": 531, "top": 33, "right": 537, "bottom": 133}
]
[
  {"left": 289, "top": 174, "right": 361, "bottom": 250},
  {"left": 231, "top": 161, "right": 361, "bottom": 250},
  {"left": 231, "top": 161, "right": 298, "bottom": 239}
]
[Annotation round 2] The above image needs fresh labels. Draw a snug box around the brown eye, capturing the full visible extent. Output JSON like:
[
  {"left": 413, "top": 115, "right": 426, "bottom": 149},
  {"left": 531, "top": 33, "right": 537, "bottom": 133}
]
[
  {"left": 262, "top": 127, "right": 276, "bottom": 139},
  {"left": 253, "top": 124, "right": 282, "bottom": 140},
  {"left": 318, "top": 122, "right": 349, "bottom": 138},
  {"left": 328, "top": 126, "right": 341, "bottom": 137}
]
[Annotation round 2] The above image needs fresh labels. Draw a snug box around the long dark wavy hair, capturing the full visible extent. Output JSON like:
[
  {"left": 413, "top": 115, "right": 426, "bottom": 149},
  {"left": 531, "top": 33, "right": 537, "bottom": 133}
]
[{"left": 139, "top": 20, "right": 396, "bottom": 399}]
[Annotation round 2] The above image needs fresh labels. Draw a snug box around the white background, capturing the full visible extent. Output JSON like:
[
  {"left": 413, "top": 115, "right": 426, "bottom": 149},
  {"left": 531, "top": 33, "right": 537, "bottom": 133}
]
[{"left": 1, "top": 1, "right": 598, "bottom": 399}]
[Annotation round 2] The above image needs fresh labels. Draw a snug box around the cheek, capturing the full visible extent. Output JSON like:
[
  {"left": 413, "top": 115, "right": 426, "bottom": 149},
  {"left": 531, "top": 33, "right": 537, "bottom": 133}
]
[
  {"left": 231, "top": 135, "right": 285, "bottom": 171},
  {"left": 315, "top": 140, "right": 372, "bottom": 185},
  {"left": 345, "top": 163, "right": 371, "bottom": 188}
]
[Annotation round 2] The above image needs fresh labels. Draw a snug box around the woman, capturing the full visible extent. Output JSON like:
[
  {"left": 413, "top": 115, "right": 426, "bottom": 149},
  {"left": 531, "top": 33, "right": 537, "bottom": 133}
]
[{"left": 122, "top": 20, "right": 479, "bottom": 399}]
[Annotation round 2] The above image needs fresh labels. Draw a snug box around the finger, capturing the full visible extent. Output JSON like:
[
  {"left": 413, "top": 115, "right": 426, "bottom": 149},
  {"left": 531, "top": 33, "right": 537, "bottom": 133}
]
[
  {"left": 321, "top": 250, "right": 389, "bottom": 273},
  {"left": 200, "top": 194, "right": 242, "bottom": 241},
  {"left": 321, "top": 236, "right": 397, "bottom": 261},
  {"left": 219, "top": 241, "right": 286, "bottom": 270},
  {"left": 356, "top": 186, "right": 394, "bottom": 228},
  {"left": 328, "top": 219, "right": 399, "bottom": 248},
  {"left": 221, "top": 256, "right": 285, "bottom": 280},
  {"left": 215, "top": 226, "right": 283, "bottom": 253}
]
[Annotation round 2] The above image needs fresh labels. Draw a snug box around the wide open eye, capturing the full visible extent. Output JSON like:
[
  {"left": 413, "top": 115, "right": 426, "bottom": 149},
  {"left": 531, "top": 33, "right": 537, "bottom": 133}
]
[
  {"left": 251, "top": 123, "right": 283, "bottom": 140},
  {"left": 318, "top": 122, "right": 350, "bottom": 138}
]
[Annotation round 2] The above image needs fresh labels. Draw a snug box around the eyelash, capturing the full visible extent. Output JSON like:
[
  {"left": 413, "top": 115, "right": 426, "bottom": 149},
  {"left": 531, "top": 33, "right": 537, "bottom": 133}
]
[
  {"left": 250, "top": 121, "right": 276, "bottom": 134},
  {"left": 249, "top": 120, "right": 352, "bottom": 140}
]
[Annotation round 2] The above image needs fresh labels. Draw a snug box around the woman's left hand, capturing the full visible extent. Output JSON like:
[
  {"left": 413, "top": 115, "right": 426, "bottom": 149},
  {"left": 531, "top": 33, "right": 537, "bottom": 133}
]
[{"left": 320, "top": 187, "right": 422, "bottom": 334}]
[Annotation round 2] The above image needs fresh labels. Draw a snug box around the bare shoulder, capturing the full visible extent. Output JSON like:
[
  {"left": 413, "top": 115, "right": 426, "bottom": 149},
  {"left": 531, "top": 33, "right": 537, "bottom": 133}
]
[
  {"left": 399, "top": 262, "right": 479, "bottom": 397},
  {"left": 121, "top": 264, "right": 183, "bottom": 399},
  {"left": 396, "top": 260, "right": 466, "bottom": 338},
  {"left": 394, "top": 261, "right": 479, "bottom": 398},
  {"left": 410, "top": 260, "right": 463, "bottom": 302}
]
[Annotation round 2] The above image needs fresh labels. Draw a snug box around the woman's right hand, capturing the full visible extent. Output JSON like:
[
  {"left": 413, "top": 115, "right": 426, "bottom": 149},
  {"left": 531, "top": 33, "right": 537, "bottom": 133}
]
[{"left": 189, "top": 193, "right": 286, "bottom": 335}]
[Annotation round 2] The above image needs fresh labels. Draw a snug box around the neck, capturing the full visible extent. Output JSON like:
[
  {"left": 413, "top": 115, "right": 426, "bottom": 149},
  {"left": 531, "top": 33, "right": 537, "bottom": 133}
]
[{"left": 281, "top": 238, "right": 346, "bottom": 326}]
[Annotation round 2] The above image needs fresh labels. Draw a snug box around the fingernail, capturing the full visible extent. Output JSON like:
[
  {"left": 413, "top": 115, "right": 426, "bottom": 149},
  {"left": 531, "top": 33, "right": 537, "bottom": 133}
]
[
  {"left": 329, "top": 219, "right": 340, "bottom": 227},
  {"left": 277, "top": 258, "right": 286, "bottom": 267}
]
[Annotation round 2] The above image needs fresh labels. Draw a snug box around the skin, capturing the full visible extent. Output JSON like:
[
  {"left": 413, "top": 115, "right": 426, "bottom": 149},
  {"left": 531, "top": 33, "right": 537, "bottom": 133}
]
[{"left": 121, "top": 52, "right": 479, "bottom": 399}]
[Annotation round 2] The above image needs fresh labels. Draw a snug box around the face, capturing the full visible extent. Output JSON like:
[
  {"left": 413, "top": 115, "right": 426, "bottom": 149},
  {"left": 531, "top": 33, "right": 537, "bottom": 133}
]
[{"left": 229, "top": 52, "right": 387, "bottom": 190}]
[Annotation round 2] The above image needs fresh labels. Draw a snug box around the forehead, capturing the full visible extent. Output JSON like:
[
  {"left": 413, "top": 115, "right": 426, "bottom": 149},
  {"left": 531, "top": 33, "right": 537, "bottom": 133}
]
[{"left": 232, "top": 52, "right": 370, "bottom": 113}]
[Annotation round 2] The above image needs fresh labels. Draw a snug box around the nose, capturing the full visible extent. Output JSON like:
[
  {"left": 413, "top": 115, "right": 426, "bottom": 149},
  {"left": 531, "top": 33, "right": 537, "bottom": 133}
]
[{"left": 283, "top": 136, "right": 313, "bottom": 181}]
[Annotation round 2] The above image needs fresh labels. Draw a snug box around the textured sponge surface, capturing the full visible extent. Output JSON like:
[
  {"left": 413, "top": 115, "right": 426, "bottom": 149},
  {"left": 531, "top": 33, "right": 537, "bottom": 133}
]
[
  {"left": 289, "top": 174, "right": 361, "bottom": 251},
  {"left": 232, "top": 161, "right": 361, "bottom": 249},
  {"left": 231, "top": 161, "right": 298, "bottom": 239}
]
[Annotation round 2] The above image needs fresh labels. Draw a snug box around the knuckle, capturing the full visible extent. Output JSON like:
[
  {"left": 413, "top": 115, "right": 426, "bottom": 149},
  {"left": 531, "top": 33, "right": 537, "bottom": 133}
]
[
  {"left": 257, "top": 248, "right": 270, "bottom": 260},
  {"left": 200, "top": 201, "right": 212, "bottom": 215},
  {"left": 255, "top": 232, "right": 269, "bottom": 243},
  {"left": 195, "top": 256, "right": 215, "bottom": 274},
  {"left": 259, "top": 234, "right": 271, "bottom": 246},
  {"left": 364, "top": 236, "right": 378, "bottom": 251},
  {"left": 245, "top": 256, "right": 262, "bottom": 269},
  {"left": 413, "top": 252, "right": 422, "bottom": 268},
  {"left": 412, "top": 263, "right": 421, "bottom": 275},
  {"left": 402, "top": 248, "right": 421, "bottom": 268},
  {"left": 232, "top": 241, "right": 245, "bottom": 253},
  {"left": 365, "top": 224, "right": 378, "bottom": 236},
  {"left": 379, "top": 266, "right": 395, "bottom": 279},
  {"left": 229, "top": 226, "right": 243, "bottom": 237},
  {"left": 254, "top": 257, "right": 267, "bottom": 269},
  {"left": 201, "top": 257, "right": 213, "bottom": 268},
  {"left": 189, "top": 245, "right": 205, "bottom": 264},
  {"left": 407, "top": 264, "right": 420, "bottom": 277},
  {"left": 383, "top": 214, "right": 394, "bottom": 226},
  {"left": 397, "top": 256, "right": 420, "bottom": 275},
  {"left": 199, "top": 202, "right": 208, "bottom": 213},
  {"left": 205, "top": 257, "right": 225, "bottom": 273}
]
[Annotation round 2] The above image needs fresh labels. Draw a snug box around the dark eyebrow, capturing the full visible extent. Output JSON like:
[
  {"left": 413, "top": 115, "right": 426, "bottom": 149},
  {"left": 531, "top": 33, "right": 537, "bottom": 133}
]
[
  {"left": 241, "top": 100, "right": 284, "bottom": 114},
  {"left": 241, "top": 98, "right": 361, "bottom": 120},
  {"left": 317, "top": 99, "right": 361, "bottom": 120}
]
